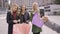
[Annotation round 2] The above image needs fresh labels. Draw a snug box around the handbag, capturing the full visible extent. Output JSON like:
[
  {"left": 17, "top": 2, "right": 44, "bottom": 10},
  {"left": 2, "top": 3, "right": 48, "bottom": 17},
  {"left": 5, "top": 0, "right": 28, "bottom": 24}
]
[{"left": 32, "top": 12, "right": 44, "bottom": 28}]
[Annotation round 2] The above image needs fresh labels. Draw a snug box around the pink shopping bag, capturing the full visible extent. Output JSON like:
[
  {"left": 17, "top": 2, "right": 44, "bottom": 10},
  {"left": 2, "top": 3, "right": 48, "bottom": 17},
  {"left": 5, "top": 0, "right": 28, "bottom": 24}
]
[{"left": 13, "top": 23, "right": 30, "bottom": 34}]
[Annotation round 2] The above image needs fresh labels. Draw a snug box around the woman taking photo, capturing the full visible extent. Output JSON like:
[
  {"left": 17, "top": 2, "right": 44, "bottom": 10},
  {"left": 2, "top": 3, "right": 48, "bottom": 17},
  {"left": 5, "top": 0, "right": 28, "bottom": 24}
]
[
  {"left": 30, "top": 2, "right": 48, "bottom": 34},
  {"left": 6, "top": 3, "right": 19, "bottom": 34},
  {"left": 30, "top": 2, "right": 43, "bottom": 34},
  {"left": 32, "top": 2, "right": 42, "bottom": 34}
]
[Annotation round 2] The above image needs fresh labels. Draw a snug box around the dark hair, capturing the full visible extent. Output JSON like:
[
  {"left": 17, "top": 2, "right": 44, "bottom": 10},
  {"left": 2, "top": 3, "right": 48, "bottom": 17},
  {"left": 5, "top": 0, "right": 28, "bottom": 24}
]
[
  {"left": 18, "top": 6, "right": 26, "bottom": 17},
  {"left": 20, "top": 6, "right": 26, "bottom": 14},
  {"left": 20, "top": 6, "right": 26, "bottom": 11}
]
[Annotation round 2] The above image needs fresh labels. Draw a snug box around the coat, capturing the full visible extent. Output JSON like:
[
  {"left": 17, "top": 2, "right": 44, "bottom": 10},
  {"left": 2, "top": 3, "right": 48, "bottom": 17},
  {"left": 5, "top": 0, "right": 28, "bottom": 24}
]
[
  {"left": 6, "top": 12, "right": 19, "bottom": 34},
  {"left": 30, "top": 11, "right": 44, "bottom": 33},
  {"left": 19, "top": 12, "right": 30, "bottom": 24}
]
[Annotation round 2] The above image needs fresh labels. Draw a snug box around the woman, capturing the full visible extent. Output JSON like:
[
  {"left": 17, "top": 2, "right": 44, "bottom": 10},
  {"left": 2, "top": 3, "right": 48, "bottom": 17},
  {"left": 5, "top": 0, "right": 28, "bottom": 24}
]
[
  {"left": 18, "top": 5, "right": 30, "bottom": 34},
  {"left": 20, "top": 5, "right": 30, "bottom": 23},
  {"left": 6, "top": 3, "right": 19, "bottom": 34},
  {"left": 30, "top": 2, "right": 43, "bottom": 34},
  {"left": 30, "top": 2, "right": 48, "bottom": 34}
]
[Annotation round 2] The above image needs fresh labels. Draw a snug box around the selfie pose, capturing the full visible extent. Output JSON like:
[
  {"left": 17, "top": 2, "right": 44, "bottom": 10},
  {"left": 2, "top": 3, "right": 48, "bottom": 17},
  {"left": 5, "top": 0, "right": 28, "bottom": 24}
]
[{"left": 30, "top": 2, "right": 48, "bottom": 34}]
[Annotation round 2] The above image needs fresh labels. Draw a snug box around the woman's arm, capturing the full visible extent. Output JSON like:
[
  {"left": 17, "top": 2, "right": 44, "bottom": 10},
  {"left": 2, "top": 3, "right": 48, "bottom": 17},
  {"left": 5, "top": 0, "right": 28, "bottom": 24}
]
[
  {"left": 42, "top": 16, "right": 48, "bottom": 23},
  {"left": 26, "top": 12, "right": 30, "bottom": 23},
  {"left": 7, "top": 12, "right": 18, "bottom": 24},
  {"left": 6, "top": 12, "right": 13, "bottom": 24},
  {"left": 30, "top": 11, "right": 33, "bottom": 21}
]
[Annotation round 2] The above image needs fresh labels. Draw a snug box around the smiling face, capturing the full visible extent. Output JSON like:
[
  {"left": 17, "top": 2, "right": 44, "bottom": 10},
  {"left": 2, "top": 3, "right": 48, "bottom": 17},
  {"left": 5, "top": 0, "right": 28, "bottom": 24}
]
[
  {"left": 12, "top": 4, "right": 18, "bottom": 12},
  {"left": 13, "top": 6, "right": 17, "bottom": 12},
  {"left": 21, "top": 5, "right": 26, "bottom": 12},
  {"left": 33, "top": 2, "right": 38, "bottom": 11},
  {"left": 33, "top": 4, "right": 37, "bottom": 10}
]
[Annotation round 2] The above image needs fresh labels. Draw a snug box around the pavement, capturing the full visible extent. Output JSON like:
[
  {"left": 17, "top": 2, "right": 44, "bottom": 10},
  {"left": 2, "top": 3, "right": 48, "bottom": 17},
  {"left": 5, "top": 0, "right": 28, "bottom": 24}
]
[{"left": 0, "top": 13, "right": 60, "bottom": 34}]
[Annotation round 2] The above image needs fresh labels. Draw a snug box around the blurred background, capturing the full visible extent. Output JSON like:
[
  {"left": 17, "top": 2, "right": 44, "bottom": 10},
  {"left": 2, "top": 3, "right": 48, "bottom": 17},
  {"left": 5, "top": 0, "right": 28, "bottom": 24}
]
[{"left": 0, "top": 0, "right": 60, "bottom": 34}]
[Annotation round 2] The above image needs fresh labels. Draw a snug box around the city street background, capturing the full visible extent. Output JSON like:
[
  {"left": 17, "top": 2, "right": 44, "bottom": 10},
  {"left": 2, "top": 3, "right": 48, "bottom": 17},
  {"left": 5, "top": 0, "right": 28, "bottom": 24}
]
[{"left": 0, "top": 0, "right": 60, "bottom": 34}]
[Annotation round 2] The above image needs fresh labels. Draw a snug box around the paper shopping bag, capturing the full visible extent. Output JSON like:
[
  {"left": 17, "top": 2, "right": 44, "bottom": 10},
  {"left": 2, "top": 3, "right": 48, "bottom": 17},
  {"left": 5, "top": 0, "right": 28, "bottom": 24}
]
[{"left": 13, "top": 24, "right": 30, "bottom": 34}]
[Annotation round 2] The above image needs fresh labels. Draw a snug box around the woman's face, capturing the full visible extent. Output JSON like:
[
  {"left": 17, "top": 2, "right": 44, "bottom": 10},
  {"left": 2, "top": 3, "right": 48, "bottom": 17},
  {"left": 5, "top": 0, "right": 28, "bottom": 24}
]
[
  {"left": 21, "top": 5, "right": 25, "bottom": 12},
  {"left": 33, "top": 4, "right": 38, "bottom": 11},
  {"left": 12, "top": 5, "right": 18, "bottom": 12}
]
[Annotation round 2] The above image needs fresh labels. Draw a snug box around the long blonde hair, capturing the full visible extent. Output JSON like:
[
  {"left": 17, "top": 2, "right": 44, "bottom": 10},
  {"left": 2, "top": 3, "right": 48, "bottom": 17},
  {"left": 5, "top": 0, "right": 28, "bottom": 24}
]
[
  {"left": 32, "top": 2, "right": 39, "bottom": 10},
  {"left": 32, "top": 2, "right": 40, "bottom": 16},
  {"left": 10, "top": 3, "right": 19, "bottom": 15}
]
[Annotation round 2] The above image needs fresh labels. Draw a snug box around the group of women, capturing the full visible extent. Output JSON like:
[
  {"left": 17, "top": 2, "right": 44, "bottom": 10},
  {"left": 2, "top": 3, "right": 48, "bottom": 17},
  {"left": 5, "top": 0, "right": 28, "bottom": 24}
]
[{"left": 6, "top": 2, "right": 48, "bottom": 34}]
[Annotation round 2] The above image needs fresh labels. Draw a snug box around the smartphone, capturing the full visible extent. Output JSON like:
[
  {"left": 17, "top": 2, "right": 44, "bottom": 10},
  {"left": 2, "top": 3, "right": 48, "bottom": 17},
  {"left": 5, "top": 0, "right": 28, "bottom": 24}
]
[{"left": 40, "top": 9, "right": 45, "bottom": 18}]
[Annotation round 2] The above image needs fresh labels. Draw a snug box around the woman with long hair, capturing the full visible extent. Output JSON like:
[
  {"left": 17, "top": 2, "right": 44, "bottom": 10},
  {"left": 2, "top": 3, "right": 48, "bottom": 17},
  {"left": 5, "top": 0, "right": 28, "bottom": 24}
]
[
  {"left": 30, "top": 2, "right": 48, "bottom": 34},
  {"left": 17, "top": 5, "right": 30, "bottom": 34},
  {"left": 30, "top": 2, "right": 43, "bottom": 34},
  {"left": 6, "top": 3, "right": 19, "bottom": 34}
]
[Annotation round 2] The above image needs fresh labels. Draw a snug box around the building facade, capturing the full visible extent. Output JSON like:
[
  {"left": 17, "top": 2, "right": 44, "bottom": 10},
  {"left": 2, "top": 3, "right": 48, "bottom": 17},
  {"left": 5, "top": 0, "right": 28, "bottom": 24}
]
[
  {"left": 10, "top": 0, "right": 55, "bottom": 7},
  {"left": 0, "top": 0, "right": 55, "bottom": 9},
  {"left": 0, "top": 0, "right": 7, "bottom": 8}
]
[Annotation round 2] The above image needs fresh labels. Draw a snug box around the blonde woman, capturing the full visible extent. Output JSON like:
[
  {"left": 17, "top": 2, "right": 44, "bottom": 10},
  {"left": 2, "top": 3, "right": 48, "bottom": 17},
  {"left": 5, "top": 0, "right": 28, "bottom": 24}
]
[
  {"left": 32, "top": 2, "right": 42, "bottom": 34},
  {"left": 6, "top": 3, "right": 19, "bottom": 34},
  {"left": 30, "top": 2, "right": 43, "bottom": 34},
  {"left": 30, "top": 2, "right": 48, "bottom": 34}
]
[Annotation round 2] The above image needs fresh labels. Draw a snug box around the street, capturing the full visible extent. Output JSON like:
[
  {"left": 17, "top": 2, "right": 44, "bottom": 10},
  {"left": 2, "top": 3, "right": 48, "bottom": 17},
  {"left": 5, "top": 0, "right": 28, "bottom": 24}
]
[{"left": 0, "top": 13, "right": 60, "bottom": 34}]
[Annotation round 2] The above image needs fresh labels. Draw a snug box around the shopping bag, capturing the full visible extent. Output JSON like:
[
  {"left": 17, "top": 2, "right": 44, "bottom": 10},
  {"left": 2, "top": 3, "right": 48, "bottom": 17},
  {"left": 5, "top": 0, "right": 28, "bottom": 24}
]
[
  {"left": 13, "top": 23, "right": 30, "bottom": 34},
  {"left": 32, "top": 12, "right": 44, "bottom": 28}
]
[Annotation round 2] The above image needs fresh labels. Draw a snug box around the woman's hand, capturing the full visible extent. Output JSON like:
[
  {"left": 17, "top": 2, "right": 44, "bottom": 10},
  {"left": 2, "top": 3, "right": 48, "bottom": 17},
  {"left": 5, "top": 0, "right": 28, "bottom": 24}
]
[
  {"left": 42, "top": 16, "right": 48, "bottom": 23},
  {"left": 13, "top": 20, "right": 18, "bottom": 23},
  {"left": 18, "top": 19, "right": 20, "bottom": 22}
]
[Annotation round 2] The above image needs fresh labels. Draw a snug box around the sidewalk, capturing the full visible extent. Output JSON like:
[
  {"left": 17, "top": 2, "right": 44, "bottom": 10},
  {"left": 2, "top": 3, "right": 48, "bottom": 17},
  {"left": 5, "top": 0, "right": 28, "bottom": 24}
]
[
  {"left": 0, "top": 14, "right": 59, "bottom": 34},
  {"left": 29, "top": 22, "right": 59, "bottom": 34}
]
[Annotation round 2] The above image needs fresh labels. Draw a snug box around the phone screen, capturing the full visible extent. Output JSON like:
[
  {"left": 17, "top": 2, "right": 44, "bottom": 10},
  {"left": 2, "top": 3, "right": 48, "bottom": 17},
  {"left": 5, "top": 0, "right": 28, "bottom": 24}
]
[{"left": 40, "top": 9, "right": 45, "bottom": 18}]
